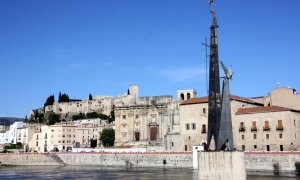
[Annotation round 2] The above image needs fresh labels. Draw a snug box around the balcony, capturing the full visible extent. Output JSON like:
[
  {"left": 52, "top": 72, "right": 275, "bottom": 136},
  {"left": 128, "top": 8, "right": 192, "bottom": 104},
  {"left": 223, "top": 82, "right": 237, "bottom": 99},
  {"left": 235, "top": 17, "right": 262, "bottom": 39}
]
[
  {"left": 276, "top": 126, "right": 284, "bottom": 131},
  {"left": 251, "top": 127, "right": 257, "bottom": 132},
  {"left": 263, "top": 126, "right": 271, "bottom": 131},
  {"left": 239, "top": 127, "right": 246, "bottom": 132}
]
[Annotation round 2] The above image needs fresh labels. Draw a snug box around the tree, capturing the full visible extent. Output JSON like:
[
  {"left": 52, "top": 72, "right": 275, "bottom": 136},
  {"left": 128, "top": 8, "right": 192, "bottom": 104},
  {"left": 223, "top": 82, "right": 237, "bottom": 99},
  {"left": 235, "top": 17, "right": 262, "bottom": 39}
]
[
  {"left": 99, "top": 128, "right": 115, "bottom": 147},
  {"left": 48, "top": 112, "right": 60, "bottom": 125},
  {"left": 72, "top": 113, "right": 86, "bottom": 120},
  {"left": 86, "top": 112, "right": 98, "bottom": 119},
  {"left": 44, "top": 95, "right": 55, "bottom": 107},
  {"left": 58, "top": 92, "right": 70, "bottom": 103},
  {"left": 89, "top": 94, "right": 93, "bottom": 100}
]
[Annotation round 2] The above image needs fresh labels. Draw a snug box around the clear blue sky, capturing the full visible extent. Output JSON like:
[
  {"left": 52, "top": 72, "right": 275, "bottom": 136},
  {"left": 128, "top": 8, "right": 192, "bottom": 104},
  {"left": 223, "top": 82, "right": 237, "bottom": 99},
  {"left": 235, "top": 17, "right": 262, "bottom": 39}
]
[{"left": 1, "top": 0, "right": 299, "bottom": 117}]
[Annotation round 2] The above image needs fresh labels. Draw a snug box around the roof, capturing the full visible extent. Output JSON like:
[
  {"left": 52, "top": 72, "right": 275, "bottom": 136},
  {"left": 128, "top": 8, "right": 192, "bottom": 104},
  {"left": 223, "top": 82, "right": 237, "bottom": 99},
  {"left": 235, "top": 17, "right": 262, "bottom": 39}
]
[
  {"left": 180, "top": 95, "right": 261, "bottom": 106},
  {"left": 235, "top": 106, "right": 300, "bottom": 115}
]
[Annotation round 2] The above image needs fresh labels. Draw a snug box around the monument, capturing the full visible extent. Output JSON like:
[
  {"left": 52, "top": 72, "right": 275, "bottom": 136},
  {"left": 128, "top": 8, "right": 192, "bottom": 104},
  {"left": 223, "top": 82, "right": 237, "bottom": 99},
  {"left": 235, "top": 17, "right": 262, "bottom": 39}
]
[
  {"left": 198, "top": 1, "right": 246, "bottom": 179},
  {"left": 206, "top": 0, "right": 234, "bottom": 151}
]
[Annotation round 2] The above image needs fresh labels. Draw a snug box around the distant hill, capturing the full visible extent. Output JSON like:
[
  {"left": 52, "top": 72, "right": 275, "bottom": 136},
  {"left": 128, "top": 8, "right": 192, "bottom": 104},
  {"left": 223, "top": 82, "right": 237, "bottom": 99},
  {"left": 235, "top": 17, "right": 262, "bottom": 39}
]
[{"left": 0, "top": 117, "right": 24, "bottom": 126}]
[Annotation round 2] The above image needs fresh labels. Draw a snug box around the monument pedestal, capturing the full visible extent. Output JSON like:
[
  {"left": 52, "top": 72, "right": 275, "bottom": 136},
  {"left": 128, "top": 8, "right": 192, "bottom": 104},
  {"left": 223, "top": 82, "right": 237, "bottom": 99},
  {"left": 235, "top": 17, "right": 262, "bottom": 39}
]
[{"left": 198, "top": 151, "right": 246, "bottom": 180}]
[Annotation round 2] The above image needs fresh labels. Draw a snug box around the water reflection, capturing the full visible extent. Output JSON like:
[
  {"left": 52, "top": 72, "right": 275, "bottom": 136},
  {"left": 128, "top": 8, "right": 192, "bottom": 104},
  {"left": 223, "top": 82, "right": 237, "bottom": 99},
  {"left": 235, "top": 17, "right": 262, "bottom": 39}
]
[{"left": 0, "top": 166, "right": 298, "bottom": 180}]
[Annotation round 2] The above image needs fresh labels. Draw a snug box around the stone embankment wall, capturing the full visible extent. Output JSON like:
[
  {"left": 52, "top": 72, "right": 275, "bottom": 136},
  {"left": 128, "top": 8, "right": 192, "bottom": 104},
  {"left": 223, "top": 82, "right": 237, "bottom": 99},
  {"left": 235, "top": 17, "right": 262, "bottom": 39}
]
[
  {"left": 0, "top": 153, "right": 60, "bottom": 166},
  {"left": 58, "top": 152, "right": 192, "bottom": 167},
  {"left": 245, "top": 151, "right": 300, "bottom": 172},
  {"left": 0, "top": 151, "right": 300, "bottom": 172}
]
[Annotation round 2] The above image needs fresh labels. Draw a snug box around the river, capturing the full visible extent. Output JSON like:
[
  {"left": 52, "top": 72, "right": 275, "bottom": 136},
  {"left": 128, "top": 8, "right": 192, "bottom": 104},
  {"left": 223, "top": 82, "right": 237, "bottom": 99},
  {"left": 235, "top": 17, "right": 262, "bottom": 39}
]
[{"left": 0, "top": 166, "right": 298, "bottom": 179}]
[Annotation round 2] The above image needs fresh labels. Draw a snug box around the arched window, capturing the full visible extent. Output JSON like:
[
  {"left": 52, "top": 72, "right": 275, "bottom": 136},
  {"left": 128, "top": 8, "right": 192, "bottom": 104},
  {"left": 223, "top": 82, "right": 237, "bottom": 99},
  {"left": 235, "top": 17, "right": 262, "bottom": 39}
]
[
  {"left": 180, "top": 93, "right": 184, "bottom": 101},
  {"left": 187, "top": 93, "right": 191, "bottom": 99}
]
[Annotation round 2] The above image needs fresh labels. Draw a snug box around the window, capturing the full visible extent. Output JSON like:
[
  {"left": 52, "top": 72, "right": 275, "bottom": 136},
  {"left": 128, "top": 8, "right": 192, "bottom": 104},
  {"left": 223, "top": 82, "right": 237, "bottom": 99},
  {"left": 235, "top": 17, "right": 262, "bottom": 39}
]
[
  {"left": 242, "top": 145, "right": 245, "bottom": 151},
  {"left": 266, "top": 134, "right": 269, "bottom": 139},
  {"left": 294, "top": 120, "right": 296, "bottom": 126},
  {"left": 122, "top": 115, "right": 126, "bottom": 119},
  {"left": 201, "top": 124, "right": 206, "bottom": 133},
  {"left": 254, "top": 145, "right": 257, "bottom": 149},
  {"left": 36, "top": 141, "right": 38, "bottom": 147},
  {"left": 241, "top": 135, "right": 244, "bottom": 139},
  {"left": 186, "top": 124, "right": 190, "bottom": 130},
  {"left": 192, "top": 123, "right": 196, "bottom": 130},
  {"left": 171, "top": 142, "right": 174, "bottom": 147},
  {"left": 181, "top": 93, "right": 184, "bottom": 101},
  {"left": 279, "top": 134, "right": 283, "bottom": 139},
  {"left": 253, "top": 134, "right": 257, "bottom": 139},
  {"left": 202, "top": 108, "right": 206, "bottom": 114},
  {"left": 264, "top": 121, "right": 270, "bottom": 131},
  {"left": 251, "top": 121, "right": 257, "bottom": 132},
  {"left": 277, "top": 120, "right": 283, "bottom": 131},
  {"left": 266, "top": 145, "right": 270, "bottom": 151},
  {"left": 187, "top": 93, "right": 191, "bottom": 100},
  {"left": 135, "top": 114, "right": 139, "bottom": 119},
  {"left": 239, "top": 122, "right": 245, "bottom": 132},
  {"left": 280, "top": 145, "right": 283, "bottom": 151}
]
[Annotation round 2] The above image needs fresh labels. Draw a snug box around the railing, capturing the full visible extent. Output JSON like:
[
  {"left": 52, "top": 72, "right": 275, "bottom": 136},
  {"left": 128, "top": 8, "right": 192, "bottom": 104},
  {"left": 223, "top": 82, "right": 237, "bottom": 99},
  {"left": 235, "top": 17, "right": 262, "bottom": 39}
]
[
  {"left": 239, "top": 127, "right": 246, "bottom": 132},
  {"left": 263, "top": 126, "right": 271, "bottom": 131},
  {"left": 276, "top": 126, "right": 284, "bottom": 131},
  {"left": 251, "top": 127, "right": 257, "bottom": 132}
]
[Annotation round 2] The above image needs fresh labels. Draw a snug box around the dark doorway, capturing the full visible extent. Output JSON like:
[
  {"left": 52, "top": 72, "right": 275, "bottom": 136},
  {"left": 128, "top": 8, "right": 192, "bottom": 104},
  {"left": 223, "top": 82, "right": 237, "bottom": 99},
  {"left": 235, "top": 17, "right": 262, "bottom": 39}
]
[
  {"left": 267, "top": 145, "right": 270, "bottom": 151},
  {"left": 150, "top": 127, "right": 158, "bottom": 141},
  {"left": 185, "top": 145, "right": 188, "bottom": 151},
  {"left": 90, "top": 139, "right": 97, "bottom": 148},
  {"left": 135, "top": 132, "right": 140, "bottom": 141},
  {"left": 280, "top": 145, "right": 283, "bottom": 151}
]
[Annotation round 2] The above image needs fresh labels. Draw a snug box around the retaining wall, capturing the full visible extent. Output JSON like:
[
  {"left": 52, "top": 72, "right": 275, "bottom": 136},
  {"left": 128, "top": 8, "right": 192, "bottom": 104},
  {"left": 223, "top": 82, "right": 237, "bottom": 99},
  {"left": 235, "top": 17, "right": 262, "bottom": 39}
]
[
  {"left": 0, "top": 153, "right": 59, "bottom": 166},
  {"left": 245, "top": 151, "right": 300, "bottom": 172},
  {"left": 0, "top": 151, "right": 299, "bottom": 172}
]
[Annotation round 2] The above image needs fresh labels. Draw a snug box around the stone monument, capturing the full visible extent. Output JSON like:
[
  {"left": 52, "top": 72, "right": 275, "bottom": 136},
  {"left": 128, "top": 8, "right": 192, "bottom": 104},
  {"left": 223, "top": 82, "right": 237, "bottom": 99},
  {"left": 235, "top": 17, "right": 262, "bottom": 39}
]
[{"left": 198, "top": 1, "right": 246, "bottom": 179}]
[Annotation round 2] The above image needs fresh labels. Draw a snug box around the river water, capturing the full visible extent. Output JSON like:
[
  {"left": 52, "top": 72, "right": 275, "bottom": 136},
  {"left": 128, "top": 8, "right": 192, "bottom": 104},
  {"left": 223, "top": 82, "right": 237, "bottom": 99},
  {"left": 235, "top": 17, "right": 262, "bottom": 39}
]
[{"left": 0, "top": 166, "right": 298, "bottom": 179}]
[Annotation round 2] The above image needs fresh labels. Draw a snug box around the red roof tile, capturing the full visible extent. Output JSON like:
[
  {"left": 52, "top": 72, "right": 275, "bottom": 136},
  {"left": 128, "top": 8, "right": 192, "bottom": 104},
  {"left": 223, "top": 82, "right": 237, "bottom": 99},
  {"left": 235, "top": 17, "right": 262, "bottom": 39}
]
[
  {"left": 180, "top": 95, "right": 261, "bottom": 106},
  {"left": 235, "top": 106, "right": 295, "bottom": 115}
]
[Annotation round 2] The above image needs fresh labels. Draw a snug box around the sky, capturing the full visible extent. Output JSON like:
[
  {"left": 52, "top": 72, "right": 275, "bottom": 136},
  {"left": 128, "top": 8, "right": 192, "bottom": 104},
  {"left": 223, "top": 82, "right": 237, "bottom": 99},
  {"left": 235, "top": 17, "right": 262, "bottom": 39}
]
[{"left": 0, "top": 0, "right": 299, "bottom": 117}]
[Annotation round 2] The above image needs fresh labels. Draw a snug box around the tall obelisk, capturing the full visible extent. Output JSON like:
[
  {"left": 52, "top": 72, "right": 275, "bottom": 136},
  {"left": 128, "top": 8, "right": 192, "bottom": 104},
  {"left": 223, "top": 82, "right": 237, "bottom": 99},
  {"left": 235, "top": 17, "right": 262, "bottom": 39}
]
[{"left": 206, "top": 1, "right": 221, "bottom": 150}]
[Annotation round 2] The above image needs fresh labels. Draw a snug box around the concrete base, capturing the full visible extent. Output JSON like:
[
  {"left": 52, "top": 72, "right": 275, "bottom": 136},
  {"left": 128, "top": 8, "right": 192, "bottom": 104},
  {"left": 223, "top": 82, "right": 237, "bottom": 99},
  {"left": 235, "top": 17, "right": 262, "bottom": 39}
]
[{"left": 198, "top": 151, "right": 246, "bottom": 180}]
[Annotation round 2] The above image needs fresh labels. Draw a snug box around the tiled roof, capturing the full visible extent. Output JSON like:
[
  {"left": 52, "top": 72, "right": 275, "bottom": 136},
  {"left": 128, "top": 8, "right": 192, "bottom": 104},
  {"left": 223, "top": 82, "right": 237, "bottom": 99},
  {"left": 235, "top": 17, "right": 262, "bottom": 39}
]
[
  {"left": 235, "top": 106, "right": 299, "bottom": 115},
  {"left": 180, "top": 95, "right": 261, "bottom": 106}
]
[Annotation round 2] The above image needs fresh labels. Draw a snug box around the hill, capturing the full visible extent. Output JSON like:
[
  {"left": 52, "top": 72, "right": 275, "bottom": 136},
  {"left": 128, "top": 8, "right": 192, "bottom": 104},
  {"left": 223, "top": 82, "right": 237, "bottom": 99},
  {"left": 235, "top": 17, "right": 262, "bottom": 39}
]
[{"left": 0, "top": 117, "right": 24, "bottom": 126}]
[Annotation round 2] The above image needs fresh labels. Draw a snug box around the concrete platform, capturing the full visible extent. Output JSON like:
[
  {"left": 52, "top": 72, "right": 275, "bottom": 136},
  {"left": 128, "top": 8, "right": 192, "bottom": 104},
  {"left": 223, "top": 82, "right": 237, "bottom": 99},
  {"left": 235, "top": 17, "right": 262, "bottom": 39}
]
[{"left": 198, "top": 151, "right": 246, "bottom": 180}]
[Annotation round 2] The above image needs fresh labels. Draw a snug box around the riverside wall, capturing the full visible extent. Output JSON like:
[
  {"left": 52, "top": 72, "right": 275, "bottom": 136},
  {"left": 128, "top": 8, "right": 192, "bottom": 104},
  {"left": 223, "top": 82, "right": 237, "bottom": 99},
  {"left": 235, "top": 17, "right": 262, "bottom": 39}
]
[{"left": 0, "top": 151, "right": 300, "bottom": 172}]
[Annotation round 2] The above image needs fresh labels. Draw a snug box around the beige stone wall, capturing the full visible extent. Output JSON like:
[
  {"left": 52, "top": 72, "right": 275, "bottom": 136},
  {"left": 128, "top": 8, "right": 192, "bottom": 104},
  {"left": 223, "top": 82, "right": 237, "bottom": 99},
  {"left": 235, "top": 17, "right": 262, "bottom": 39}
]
[
  {"left": 179, "top": 103, "right": 208, "bottom": 151},
  {"left": 254, "top": 87, "right": 300, "bottom": 110},
  {"left": 270, "top": 88, "right": 300, "bottom": 110},
  {"left": 235, "top": 111, "right": 300, "bottom": 151},
  {"left": 179, "top": 100, "right": 260, "bottom": 151},
  {"left": 199, "top": 151, "right": 246, "bottom": 180},
  {"left": 115, "top": 104, "right": 168, "bottom": 146},
  {"left": 49, "top": 124, "right": 77, "bottom": 151}
]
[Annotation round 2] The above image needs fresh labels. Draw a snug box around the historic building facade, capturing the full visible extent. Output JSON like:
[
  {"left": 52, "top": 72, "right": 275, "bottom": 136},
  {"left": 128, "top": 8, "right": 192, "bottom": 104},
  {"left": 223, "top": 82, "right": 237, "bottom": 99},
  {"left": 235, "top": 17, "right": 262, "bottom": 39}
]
[
  {"left": 235, "top": 106, "right": 300, "bottom": 151},
  {"left": 114, "top": 96, "right": 172, "bottom": 148}
]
